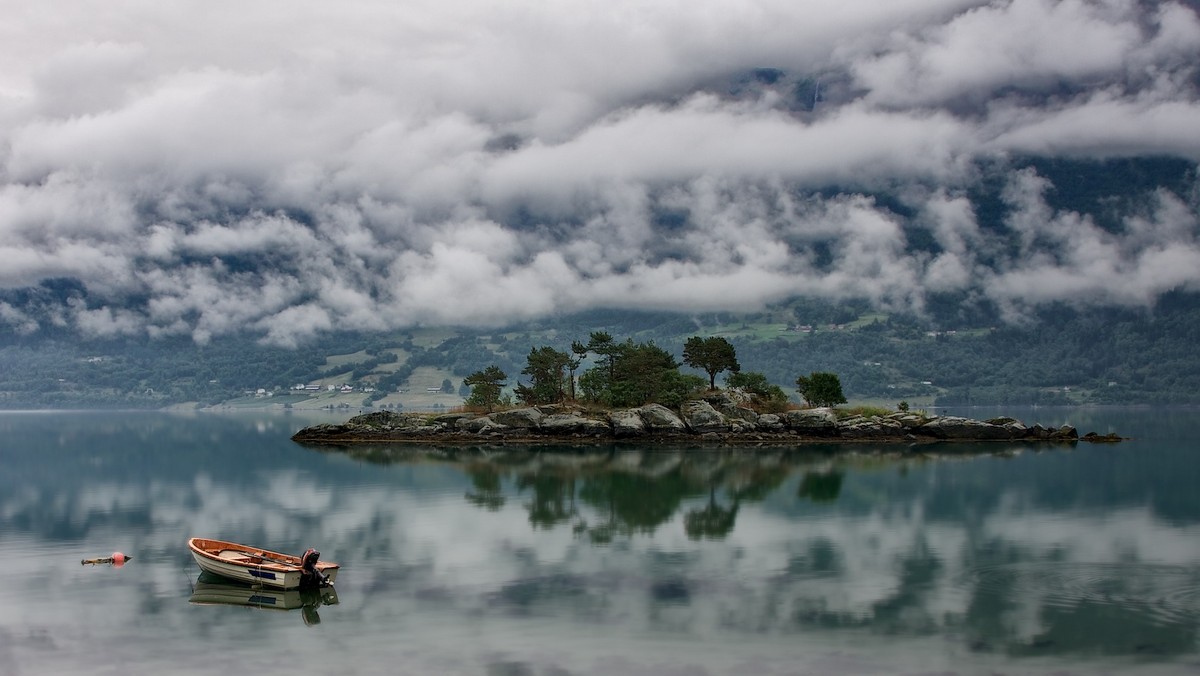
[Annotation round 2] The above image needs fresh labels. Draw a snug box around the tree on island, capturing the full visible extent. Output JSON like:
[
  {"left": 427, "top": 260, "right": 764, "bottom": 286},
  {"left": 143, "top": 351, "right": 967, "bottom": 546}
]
[
  {"left": 578, "top": 338, "right": 704, "bottom": 407},
  {"left": 568, "top": 341, "right": 588, "bottom": 401},
  {"left": 682, "top": 336, "right": 740, "bottom": 390},
  {"left": 585, "top": 331, "right": 620, "bottom": 384},
  {"left": 515, "top": 346, "right": 571, "bottom": 405},
  {"left": 795, "top": 371, "right": 847, "bottom": 407},
  {"left": 726, "top": 371, "right": 789, "bottom": 411},
  {"left": 464, "top": 365, "right": 507, "bottom": 411}
]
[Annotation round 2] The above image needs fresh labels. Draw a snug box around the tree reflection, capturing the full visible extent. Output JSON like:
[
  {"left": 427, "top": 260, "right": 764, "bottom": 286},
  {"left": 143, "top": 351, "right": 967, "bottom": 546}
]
[
  {"left": 684, "top": 484, "right": 739, "bottom": 540},
  {"left": 450, "top": 451, "right": 861, "bottom": 540},
  {"left": 516, "top": 472, "right": 577, "bottom": 529},
  {"left": 576, "top": 470, "right": 700, "bottom": 544},
  {"left": 464, "top": 464, "right": 506, "bottom": 511},
  {"left": 728, "top": 463, "right": 789, "bottom": 503},
  {"left": 798, "top": 469, "right": 844, "bottom": 503}
]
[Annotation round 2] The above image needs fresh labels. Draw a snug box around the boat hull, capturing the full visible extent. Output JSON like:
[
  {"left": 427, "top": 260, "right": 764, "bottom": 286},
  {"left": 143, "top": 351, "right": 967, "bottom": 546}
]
[{"left": 188, "top": 537, "right": 339, "bottom": 590}]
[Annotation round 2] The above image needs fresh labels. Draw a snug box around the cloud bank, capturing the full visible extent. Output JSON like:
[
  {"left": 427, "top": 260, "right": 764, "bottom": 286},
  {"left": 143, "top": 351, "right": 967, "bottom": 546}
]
[{"left": 2, "top": 0, "right": 1199, "bottom": 344}]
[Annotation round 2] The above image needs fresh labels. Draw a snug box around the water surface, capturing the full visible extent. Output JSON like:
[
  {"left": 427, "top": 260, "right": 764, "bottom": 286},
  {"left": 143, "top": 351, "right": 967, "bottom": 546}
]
[{"left": 1, "top": 407, "right": 1198, "bottom": 675}]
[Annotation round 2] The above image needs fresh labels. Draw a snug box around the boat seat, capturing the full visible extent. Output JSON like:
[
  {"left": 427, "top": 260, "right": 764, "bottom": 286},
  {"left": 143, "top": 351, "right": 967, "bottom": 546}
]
[{"left": 217, "top": 549, "right": 257, "bottom": 562}]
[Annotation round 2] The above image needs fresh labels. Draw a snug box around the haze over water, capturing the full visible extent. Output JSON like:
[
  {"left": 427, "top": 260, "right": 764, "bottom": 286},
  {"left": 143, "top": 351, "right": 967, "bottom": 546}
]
[{"left": 1, "top": 407, "right": 1198, "bottom": 675}]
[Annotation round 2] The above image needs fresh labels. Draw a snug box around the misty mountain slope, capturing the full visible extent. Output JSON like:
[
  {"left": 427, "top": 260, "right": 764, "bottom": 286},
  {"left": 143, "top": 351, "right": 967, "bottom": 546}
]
[{"left": 4, "top": 292, "right": 1200, "bottom": 408}]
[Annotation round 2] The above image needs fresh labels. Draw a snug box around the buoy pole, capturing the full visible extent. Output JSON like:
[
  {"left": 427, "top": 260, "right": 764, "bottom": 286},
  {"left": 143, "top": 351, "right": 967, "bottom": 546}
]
[{"left": 82, "top": 552, "right": 131, "bottom": 567}]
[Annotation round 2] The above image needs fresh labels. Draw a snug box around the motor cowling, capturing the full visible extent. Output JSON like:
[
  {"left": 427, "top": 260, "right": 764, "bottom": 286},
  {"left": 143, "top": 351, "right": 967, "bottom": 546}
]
[{"left": 299, "top": 548, "right": 330, "bottom": 588}]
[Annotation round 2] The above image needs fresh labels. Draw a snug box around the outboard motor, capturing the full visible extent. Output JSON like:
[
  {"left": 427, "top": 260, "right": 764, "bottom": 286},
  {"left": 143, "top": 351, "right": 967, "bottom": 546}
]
[{"left": 299, "top": 548, "right": 330, "bottom": 588}]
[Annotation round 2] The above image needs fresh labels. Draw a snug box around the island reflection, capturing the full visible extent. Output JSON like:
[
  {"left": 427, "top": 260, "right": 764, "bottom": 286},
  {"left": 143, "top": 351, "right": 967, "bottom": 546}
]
[
  {"left": 309, "top": 441, "right": 1200, "bottom": 660},
  {"left": 321, "top": 443, "right": 864, "bottom": 541}
]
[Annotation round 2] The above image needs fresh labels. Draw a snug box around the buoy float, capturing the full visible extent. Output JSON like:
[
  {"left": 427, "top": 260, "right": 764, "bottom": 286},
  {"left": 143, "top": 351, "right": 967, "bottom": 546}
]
[{"left": 81, "top": 552, "right": 132, "bottom": 567}]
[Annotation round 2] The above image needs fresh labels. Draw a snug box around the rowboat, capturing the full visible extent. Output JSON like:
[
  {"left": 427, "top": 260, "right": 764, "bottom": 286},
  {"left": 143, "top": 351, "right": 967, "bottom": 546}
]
[{"left": 188, "top": 537, "right": 339, "bottom": 589}]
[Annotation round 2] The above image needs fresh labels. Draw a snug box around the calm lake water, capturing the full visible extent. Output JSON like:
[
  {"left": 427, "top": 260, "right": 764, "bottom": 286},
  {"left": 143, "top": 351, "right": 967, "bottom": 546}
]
[{"left": 2, "top": 407, "right": 1199, "bottom": 675}]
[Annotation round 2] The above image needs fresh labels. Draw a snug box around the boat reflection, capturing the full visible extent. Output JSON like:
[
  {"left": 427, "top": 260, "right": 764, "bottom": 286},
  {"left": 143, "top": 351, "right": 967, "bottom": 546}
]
[{"left": 189, "top": 572, "right": 339, "bottom": 625}]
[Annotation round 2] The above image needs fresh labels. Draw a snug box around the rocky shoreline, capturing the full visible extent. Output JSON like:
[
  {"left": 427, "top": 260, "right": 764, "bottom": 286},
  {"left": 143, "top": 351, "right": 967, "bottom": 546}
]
[{"left": 291, "top": 395, "right": 1123, "bottom": 447}]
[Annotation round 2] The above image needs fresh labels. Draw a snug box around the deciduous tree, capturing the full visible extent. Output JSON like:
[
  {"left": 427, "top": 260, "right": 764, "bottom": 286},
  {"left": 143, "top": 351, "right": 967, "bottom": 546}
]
[
  {"left": 683, "top": 336, "right": 740, "bottom": 389},
  {"left": 795, "top": 371, "right": 847, "bottom": 408},
  {"left": 726, "top": 371, "right": 789, "bottom": 410}
]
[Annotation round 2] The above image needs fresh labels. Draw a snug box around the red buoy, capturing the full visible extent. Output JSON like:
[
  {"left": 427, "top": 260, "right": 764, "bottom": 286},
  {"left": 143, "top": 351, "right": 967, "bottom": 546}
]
[{"left": 81, "top": 552, "right": 133, "bottom": 566}]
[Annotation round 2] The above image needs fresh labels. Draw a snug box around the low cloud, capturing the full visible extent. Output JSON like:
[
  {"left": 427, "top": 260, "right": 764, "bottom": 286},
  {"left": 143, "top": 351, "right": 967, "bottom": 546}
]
[{"left": 1, "top": 0, "right": 1199, "bottom": 344}]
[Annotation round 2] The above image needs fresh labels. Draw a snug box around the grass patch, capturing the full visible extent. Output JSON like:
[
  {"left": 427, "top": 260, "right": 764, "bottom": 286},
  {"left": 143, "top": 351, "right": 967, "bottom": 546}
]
[
  {"left": 848, "top": 313, "right": 889, "bottom": 329},
  {"left": 322, "top": 350, "right": 372, "bottom": 369},
  {"left": 835, "top": 405, "right": 896, "bottom": 419},
  {"left": 407, "top": 328, "right": 461, "bottom": 348},
  {"left": 312, "top": 371, "right": 354, "bottom": 387},
  {"left": 370, "top": 348, "right": 410, "bottom": 373},
  {"left": 691, "top": 323, "right": 808, "bottom": 342}
]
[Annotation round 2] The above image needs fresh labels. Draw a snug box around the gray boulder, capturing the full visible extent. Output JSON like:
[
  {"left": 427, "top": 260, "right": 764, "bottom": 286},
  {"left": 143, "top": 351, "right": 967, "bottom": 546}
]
[
  {"left": 756, "top": 413, "right": 784, "bottom": 431},
  {"left": 638, "top": 403, "right": 688, "bottom": 433},
  {"left": 681, "top": 400, "right": 729, "bottom": 434},
  {"left": 783, "top": 407, "right": 839, "bottom": 435},
  {"left": 346, "top": 410, "right": 424, "bottom": 431},
  {"left": 1026, "top": 423, "right": 1050, "bottom": 439},
  {"left": 459, "top": 416, "right": 493, "bottom": 434},
  {"left": 488, "top": 407, "right": 544, "bottom": 428},
  {"left": 429, "top": 413, "right": 476, "bottom": 431},
  {"left": 705, "top": 389, "right": 754, "bottom": 407},
  {"left": 609, "top": 409, "right": 647, "bottom": 437},
  {"left": 729, "top": 418, "right": 757, "bottom": 434},
  {"left": 704, "top": 390, "right": 760, "bottom": 423},
  {"left": 1053, "top": 424, "right": 1079, "bottom": 440},
  {"left": 837, "top": 415, "right": 905, "bottom": 438},
  {"left": 916, "top": 416, "right": 1016, "bottom": 440},
  {"left": 477, "top": 422, "right": 511, "bottom": 436},
  {"left": 991, "top": 417, "right": 1028, "bottom": 437},
  {"left": 541, "top": 413, "right": 610, "bottom": 436},
  {"left": 887, "top": 412, "right": 930, "bottom": 430}
]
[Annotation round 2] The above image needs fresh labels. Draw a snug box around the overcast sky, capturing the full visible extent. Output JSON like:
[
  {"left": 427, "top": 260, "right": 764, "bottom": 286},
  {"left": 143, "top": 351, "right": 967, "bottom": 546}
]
[{"left": 2, "top": 0, "right": 1199, "bottom": 345}]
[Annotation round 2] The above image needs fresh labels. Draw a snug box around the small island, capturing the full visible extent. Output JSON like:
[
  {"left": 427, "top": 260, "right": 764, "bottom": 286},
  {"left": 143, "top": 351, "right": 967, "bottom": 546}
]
[
  {"left": 291, "top": 394, "right": 1123, "bottom": 447},
  {"left": 293, "top": 335, "right": 1123, "bottom": 448}
]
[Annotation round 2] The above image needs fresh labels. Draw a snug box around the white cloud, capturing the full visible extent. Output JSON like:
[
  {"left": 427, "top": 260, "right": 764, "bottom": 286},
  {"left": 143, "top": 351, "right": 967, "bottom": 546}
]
[
  {"left": 989, "top": 92, "right": 1200, "bottom": 160},
  {"left": 983, "top": 169, "right": 1200, "bottom": 313},
  {"left": 1, "top": 0, "right": 1198, "bottom": 343},
  {"left": 853, "top": 0, "right": 1151, "bottom": 106}
]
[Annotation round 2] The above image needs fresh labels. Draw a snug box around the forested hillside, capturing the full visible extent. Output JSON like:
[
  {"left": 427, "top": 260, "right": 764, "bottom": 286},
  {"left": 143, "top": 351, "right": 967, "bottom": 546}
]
[{"left": 3, "top": 291, "right": 1199, "bottom": 409}]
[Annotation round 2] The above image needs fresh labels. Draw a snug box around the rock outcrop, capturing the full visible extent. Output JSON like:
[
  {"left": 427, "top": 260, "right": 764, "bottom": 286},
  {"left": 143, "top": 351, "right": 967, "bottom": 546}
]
[
  {"left": 638, "top": 403, "right": 688, "bottom": 433},
  {"left": 608, "top": 409, "right": 646, "bottom": 437},
  {"left": 680, "top": 400, "right": 728, "bottom": 434},
  {"left": 292, "top": 403, "right": 1114, "bottom": 447},
  {"left": 783, "top": 408, "right": 838, "bottom": 435}
]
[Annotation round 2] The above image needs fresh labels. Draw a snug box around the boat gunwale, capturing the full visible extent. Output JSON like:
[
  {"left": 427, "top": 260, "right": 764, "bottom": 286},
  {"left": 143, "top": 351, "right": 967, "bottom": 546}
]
[
  {"left": 190, "top": 540, "right": 298, "bottom": 571},
  {"left": 187, "top": 537, "right": 340, "bottom": 574}
]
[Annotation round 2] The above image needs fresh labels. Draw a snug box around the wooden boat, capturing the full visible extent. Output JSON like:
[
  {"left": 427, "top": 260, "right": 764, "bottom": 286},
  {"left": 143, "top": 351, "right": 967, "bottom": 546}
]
[{"left": 188, "top": 537, "right": 339, "bottom": 589}]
